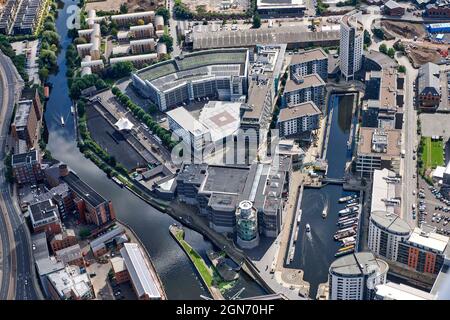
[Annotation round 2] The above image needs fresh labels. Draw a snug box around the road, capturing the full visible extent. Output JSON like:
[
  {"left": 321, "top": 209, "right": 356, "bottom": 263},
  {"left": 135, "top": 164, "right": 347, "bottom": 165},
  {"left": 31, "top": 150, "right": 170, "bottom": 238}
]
[
  {"left": 166, "top": 0, "right": 182, "bottom": 57},
  {"left": 0, "top": 51, "right": 43, "bottom": 300}
]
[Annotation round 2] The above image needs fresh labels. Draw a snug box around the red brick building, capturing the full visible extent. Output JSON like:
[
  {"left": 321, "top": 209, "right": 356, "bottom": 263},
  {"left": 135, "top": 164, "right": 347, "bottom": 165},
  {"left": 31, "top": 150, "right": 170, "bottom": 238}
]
[
  {"left": 426, "top": 5, "right": 450, "bottom": 18},
  {"left": 50, "top": 229, "right": 78, "bottom": 253},
  {"left": 383, "top": 0, "right": 405, "bottom": 16}
]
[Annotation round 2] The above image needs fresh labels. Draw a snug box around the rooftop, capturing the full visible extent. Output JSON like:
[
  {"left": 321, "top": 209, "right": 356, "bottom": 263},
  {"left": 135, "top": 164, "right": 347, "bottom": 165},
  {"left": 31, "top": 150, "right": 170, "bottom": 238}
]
[
  {"left": 166, "top": 107, "right": 209, "bottom": 138},
  {"left": 290, "top": 48, "right": 328, "bottom": 66},
  {"left": 13, "top": 100, "right": 33, "bottom": 128},
  {"left": 47, "top": 266, "right": 92, "bottom": 299},
  {"left": 370, "top": 211, "right": 412, "bottom": 236},
  {"left": 55, "top": 244, "right": 83, "bottom": 265},
  {"left": 329, "top": 251, "right": 389, "bottom": 277},
  {"left": 370, "top": 168, "right": 402, "bottom": 215},
  {"left": 418, "top": 62, "right": 440, "bottom": 96},
  {"left": 62, "top": 172, "right": 108, "bottom": 208},
  {"left": 200, "top": 165, "right": 250, "bottom": 194},
  {"left": 357, "top": 127, "right": 402, "bottom": 158},
  {"left": 278, "top": 101, "right": 322, "bottom": 122},
  {"left": 120, "top": 243, "right": 162, "bottom": 299},
  {"left": 284, "top": 73, "right": 325, "bottom": 92},
  {"left": 29, "top": 199, "right": 59, "bottom": 224},
  {"left": 90, "top": 226, "right": 125, "bottom": 251},
  {"left": 12, "top": 149, "right": 38, "bottom": 165},
  {"left": 376, "top": 282, "right": 435, "bottom": 300},
  {"left": 110, "top": 256, "right": 127, "bottom": 273},
  {"left": 407, "top": 227, "right": 449, "bottom": 253}
]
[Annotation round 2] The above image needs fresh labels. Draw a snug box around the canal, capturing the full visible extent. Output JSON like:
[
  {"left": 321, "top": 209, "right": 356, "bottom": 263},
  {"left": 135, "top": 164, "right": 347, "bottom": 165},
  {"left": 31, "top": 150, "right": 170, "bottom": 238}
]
[
  {"left": 44, "top": 0, "right": 265, "bottom": 299},
  {"left": 291, "top": 94, "right": 358, "bottom": 299}
]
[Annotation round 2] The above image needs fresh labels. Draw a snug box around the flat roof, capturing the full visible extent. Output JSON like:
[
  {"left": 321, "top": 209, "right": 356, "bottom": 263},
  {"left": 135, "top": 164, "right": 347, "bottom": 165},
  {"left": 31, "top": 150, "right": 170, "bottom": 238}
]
[
  {"left": 371, "top": 168, "right": 402, "bottom": 215},
  {"left": 290, "top": 48, "right": 328, "bottom": 65},
  {"left": 166, "top": 107, "right": 209, "bottom": 137},
  {"left": 90, "top": 226, "right": 125, "bottom": 250},
  {"left": 120, "top": 243, "right": 162, "bottom": 299},
  {"left": 376, "top": 282, "right": 435, "bottom": 300},
  {"left": 432, "top": 262, "right": 450, "bottom": 299},
  {"left": 29, "top": 199, "right": 58, "bottom": 224},
  {"left": 12, "top": 149, "right": 38, "bottom": 165},
  {"left": 357, "top": 127, "right": 402, "bottom": 157},
  {"left": 284, "top": 73, "right": 325, "bottom": 92},
  {"left": 407, "top": 227, "right": 449, "bottom": 253},
  {"left": 14, "top": 100, "right": 33, "bottom": 128},
  {"left": 201, "top": 165, "right": 250, "bottom": 194},
  {"left": 329, "top": 252, "right": 388, "bottom": 277},
  {"left": 111, "top": 256, "right": 127, "bottom": 273},
  {"left": 243, "top": 80, "right": 271, "bottom": 121},
  {"left": 55, "top": 244, "right": 83, "bottom": 264},
  {"left": 198, "top": 101, "right": 241, "bottom": 143},
  {"left": 370, "top": 211, "right": 412, "bottom": 235},
  {"left": 62, "top": 172, "right": 108, "bottom": 208},
  {"left": 278, "top": 101, "right": 321, "bottom": 122}
]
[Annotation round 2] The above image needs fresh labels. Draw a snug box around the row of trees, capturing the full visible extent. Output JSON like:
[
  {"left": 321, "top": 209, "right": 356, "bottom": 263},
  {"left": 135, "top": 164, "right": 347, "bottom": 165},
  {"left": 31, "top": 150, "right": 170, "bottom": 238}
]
[
  {"left": 111, "top": 87, "right": 178, "bottom": 150},
  {"left": 379, "top": 43, "right": 396, "bottom": 59},
  {"left": 38, "top": 0, "right": 60, "bottom": 82}
]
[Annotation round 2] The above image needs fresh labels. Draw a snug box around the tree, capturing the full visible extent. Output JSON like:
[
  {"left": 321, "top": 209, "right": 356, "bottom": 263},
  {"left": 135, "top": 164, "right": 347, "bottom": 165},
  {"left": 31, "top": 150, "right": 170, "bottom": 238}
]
[
  {"left": 252, "top": 13, "right": 261, "bottom": 28},
  {"left": 373, "top": 28, "right": 384, "bottom": 40},
  {"left": 108, "top": 61, "right": 134, "bottom": 79},
  {"left": 38, "top": 67, "right": 49, "bottom": 80},
  {"left": 156, "top": 7, "right": 170, "bottom": 23},
  {"left": 79, "top": 228, "right": 91, "bottom": 239},
  {"left": 398, "top": 65, "right": 406, "bottom": 73},
  {"left": 43, "top": 21, "right": 56, "bottom": 32},
  {"left": 41, "top": 30, "right": 60, "bottom": 47},
  {"left": 137, "top": 19, "right": 145, "bottom": 26},
  {"left": 379, "top": 43, "right": 388, "bottom": 55},
  {"left": 363, "top": 30, "right": 372, "bottom": 46},
  {"left": 387, "top": 47, "right": 395, "bottom": 58},
  {"left": 120, "top": 3, "right": 128, "bottom": 14},
  {"left": 159, "top": 33, "right": 174, "bottom": 52}
]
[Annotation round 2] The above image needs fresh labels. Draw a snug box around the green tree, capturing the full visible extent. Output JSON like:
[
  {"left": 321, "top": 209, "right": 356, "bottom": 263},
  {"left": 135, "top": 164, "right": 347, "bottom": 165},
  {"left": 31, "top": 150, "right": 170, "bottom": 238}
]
[
  {"left": 398, "top": 65, "right": 406, "bottom": 73},
  {"left": 156, "top": 7, "right": 170, "bottom": 23},
  {"left": 252, "top": 13, "right": 261, "bottom": 28},
  {"left": 379, "top": 43, "right": 388, "bottom": 54},
  {"left": 79, "top": 228, "right": 91, "bottom": 239},
  {"left": 387, "top": 47, "right": 395, "bottom": 58},
  {"left": 38, "top": 67, "right": 49, "bottom": 81},
  {"left": 120, "top": 3, "right": 128, "bottom": 14},
  {"left": 108, "top": 61, "right": 134, "bottom": 79},
  {"left": 41, "top": 30, "right": 60, "bottom": 47},
  {"left": 159, "top": 33, "right": 174, "bottom": 52},
  {"left": 363, "top": 30, "right": 372, "bottom": 46}
]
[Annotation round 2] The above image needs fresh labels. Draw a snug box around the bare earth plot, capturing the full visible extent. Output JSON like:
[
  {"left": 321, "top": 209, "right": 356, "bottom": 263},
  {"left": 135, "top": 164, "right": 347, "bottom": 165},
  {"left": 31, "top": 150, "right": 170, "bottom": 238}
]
[
  {"left": 85, "top": 0, "right": 163, "bottom": 12},
  {"left": 380, "top": 20, "right": 426, "bottom": 39}
]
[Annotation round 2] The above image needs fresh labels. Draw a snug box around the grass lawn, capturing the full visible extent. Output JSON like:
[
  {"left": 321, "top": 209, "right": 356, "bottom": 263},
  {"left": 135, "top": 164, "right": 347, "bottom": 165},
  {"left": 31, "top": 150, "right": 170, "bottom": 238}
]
[
  {"left": 421, "top": 137, "right": 445, "bottom": 169},
  {"left": 179, "top": 238, "right": 213, "bottom": 286}
]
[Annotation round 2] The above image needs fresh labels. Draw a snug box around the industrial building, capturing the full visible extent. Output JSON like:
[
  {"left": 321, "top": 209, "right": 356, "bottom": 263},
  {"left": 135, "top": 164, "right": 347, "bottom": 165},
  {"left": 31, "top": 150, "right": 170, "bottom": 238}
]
[
  {"left": 340, "top": 11, "right": 364, "bottom": 81},
  {"left": 427, "top": 22, "right": 450, "bottom": 33},
  {"left": 328, "top": 252, "right": 389, "bottom": 300},
  {"left": 256, "top": 0, "right": 306, "bottom": 16},
  {"left": 120, "top": 243, "right": 164, "bottom": 300},
  {"left": 132, "top": 48, "right": 250, "bottom": 111},
  {"left": 383, "top": 0, "right": 405, "bottom": 16}
]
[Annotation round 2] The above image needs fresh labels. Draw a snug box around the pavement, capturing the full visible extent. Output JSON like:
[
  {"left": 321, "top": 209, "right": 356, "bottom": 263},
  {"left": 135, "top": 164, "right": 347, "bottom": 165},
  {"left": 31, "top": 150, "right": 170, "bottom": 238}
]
[
  {"left": 167, "top": 0, "right": 182, "bottom": 57},
  {"left": 0, "top": 51, "right": 43, "bottom": 300}
]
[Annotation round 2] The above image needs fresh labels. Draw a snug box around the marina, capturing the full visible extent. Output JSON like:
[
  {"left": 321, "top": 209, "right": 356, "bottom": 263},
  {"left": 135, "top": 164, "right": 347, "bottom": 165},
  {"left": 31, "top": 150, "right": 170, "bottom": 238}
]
[{"left": 292, "top": 93, "right": 359, "bottom": 298}]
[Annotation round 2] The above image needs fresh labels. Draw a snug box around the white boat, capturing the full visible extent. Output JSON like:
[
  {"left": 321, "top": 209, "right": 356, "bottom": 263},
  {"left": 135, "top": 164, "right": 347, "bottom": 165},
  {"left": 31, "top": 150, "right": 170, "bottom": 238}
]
[
  {"left": 322, "top": 208, "right": 328, "bottom": 218},
  {"left": 60, "top": 116, "right": 65, "bottom": 126},
  {"left": 71, "top": 106, "right": 75, "bottom": 114},
  {"left": 306, "top": 224, "right": 311, "bottom": 233},
  {"left": 297, "top": 215, "right": 301, "bottom": 225},
  {"left": 339, "top": 206, "right": 358, "bottom": 215}
]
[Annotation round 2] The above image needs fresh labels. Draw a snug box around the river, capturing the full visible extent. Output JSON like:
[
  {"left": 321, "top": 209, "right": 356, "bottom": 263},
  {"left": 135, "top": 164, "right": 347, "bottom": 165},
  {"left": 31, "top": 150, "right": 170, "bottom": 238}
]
[
  {"left": 44, "top": 0, "right": 265, "bottom": 300},
  {"left": 292, "top": 94, "right": 358, "bottom": 299}
]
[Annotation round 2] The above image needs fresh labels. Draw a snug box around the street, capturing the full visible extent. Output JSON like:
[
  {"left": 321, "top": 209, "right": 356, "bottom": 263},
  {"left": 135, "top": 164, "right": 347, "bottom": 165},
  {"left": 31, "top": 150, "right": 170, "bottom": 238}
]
[{"left": 0, "top": 51, "right": 43, "bottom": 300}]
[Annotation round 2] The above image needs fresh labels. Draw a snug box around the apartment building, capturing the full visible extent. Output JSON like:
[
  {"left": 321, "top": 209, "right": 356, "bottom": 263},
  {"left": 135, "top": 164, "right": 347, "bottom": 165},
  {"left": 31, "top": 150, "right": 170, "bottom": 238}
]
[
  {"left": 11, "top": 100, "right": 39, "bottom": 149},
  {"left": 50, "top": 229, "right": 78, "bottom": 253},
  {"left": 340, "top": 11, "right": 364, "bottom": 81},
  {"left": 129, "top": 24, "right": 155, "bottom": 39},
  {"left": 283, "top": 73, "right": 326, "bottom": 110},
  {"left": 289, "top": 48, "right": 328, "bottom": 81},
  {"left": 110, "top": 11, "right": 156, "bottom": 26},
  {"left": 417, "top": 62, "right": 441, "bottom": 111},
  {"left": 278, "top": 101, "right": 321, "bottom": 139},
  {"left": 130, "top": 38, "right": 156, "bottom": 54},
  {"left": 329, "top": 252, "right": 389, "bottom": 300},
  {"left": 11, "top": 149, "right": 44, "bottom": 184}
]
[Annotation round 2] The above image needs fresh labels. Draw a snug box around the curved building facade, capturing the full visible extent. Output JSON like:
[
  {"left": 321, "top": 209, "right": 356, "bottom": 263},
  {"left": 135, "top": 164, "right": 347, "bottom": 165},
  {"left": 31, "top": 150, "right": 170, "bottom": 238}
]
[
  {"left": 368, "top": 211, "right": 412, "bottom": 261},
  {"left": 132, "top": 48, "right": 249, "bottom": 111},
  {"left": 329, "top": 252, "right": 389, "bottom": 300},
  {"left": 236, "top": 200, "right": 259, "bottom": 249}
]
